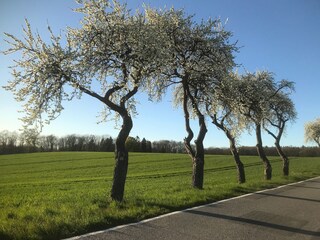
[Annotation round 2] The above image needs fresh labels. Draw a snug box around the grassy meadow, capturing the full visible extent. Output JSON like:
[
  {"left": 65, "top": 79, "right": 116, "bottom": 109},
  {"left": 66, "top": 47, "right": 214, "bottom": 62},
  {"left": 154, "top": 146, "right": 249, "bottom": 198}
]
[{"left": 0, "top": 152, "right": 320, "bottom": 240}]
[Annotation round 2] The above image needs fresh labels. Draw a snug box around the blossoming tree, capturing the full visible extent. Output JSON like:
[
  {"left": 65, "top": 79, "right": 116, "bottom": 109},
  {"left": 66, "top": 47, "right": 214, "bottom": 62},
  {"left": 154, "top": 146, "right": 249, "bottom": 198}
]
[
  {"left": 3, "top": 0, "right": 167, "bottom": 202},
  {"left": 305, "top": 118, "right": 320, "bottom": 147},
  {"left": 146, "top": 8, "right": 237, "bottom": 188},
  {"left": 206, "top": 73, "right": 247, "bottom": 183},
  {"left": 264, "top": 89, "right": 296, "bottom": 176}
]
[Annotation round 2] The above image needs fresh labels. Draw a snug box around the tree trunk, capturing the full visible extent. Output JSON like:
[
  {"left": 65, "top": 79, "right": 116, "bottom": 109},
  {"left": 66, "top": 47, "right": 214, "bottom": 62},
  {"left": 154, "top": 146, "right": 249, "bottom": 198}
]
[
  {"left": 209, "top": 112, "right": 245, "bottom": 184},
  {"left": 192, "top": 155, "right": 204, "bottom": 189},
  {"left": 255, "top": 123, "right": 272, "bottom": 180},
  {"left": 275, "top": 141, "right": 289, "bottom": 176},
  {"left": 182, "top": 82, "right": 207, "bottom": 189},
  {"left": 110, "top": 114, "right": 132, "bottom": 202},
  {"left": 193, "top": 115, "right": 207, "bottom": 189},
  {"left": 229, "top": 137, "right": 246, "bottom": 184},
  {"left": 193, "top": 140, "right": 205, "bottom": 188},
  {"left": 189, "top": 114, "right": 207, "bottom": 189}
]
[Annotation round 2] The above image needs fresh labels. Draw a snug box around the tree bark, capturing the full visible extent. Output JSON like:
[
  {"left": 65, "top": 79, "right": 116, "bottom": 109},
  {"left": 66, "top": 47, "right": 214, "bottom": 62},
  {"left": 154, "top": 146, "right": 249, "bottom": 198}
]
[
  {"left": 264, "top": 118, "right": 289, "bottom": 177},
  {"left": 228, "top": 136, "right": 246, "bottom": 184},
  {"left": 209, "top": 112, "right": 246, "bottom": 184},
  {"left": 192, "top": 155, "right": 204, "bottom": 189},
  {"left": 255, "top": 123, "right": 272, "bottom": 180},
  {"left": 182, "top": 81, "right": 207, "bottom": 189},
  {"left": 110, "top": 114, "right": 132, "bottom": 202},
  {"left": 192, "top": 115, "right": 207, "bottom": 189},
  {"left": 275, "top": 141, "right": 289, "bottom": 176},
  {"left": 70, "top": 72, "right": 138, "bottom": 202}
]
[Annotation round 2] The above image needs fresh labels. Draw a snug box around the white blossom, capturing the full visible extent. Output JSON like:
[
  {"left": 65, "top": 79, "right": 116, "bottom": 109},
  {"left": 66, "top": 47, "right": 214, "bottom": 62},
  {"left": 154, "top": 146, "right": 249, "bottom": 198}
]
[
  {"left": 305, "top": 118, "right": 320, "bottom": 147},
  {"left": 3, "top": 0, "right": 169, "bottom": 132}
]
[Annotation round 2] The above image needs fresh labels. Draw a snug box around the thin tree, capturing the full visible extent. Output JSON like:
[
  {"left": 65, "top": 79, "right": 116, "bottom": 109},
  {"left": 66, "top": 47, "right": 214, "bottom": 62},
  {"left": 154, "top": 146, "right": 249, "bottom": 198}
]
[
  {"left": 235, "top": 72, "right": 274, "bottom": 180},
  {"left": 236, "top": 71, "right": 294, "bottom": 180},
  {"left": 264, "top": 91, "right": 296, "bottom": 176},
  {"left": 147, "top": 8, "right": 237, "bottom": 188},
  {"left": 3, "top": 0, "right": 166, "bottom": 202},
  {"left": 206, "top": 74, "right": 247, "bottom": 183},
  {"left": 305, "top": 118, "right": 320, "bottom": 147}
]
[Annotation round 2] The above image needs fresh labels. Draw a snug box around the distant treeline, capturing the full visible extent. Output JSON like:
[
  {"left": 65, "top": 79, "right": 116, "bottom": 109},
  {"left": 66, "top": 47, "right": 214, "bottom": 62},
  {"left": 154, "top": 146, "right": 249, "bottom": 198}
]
[
  {"left": 1, "top": 130, "right": 320, "bottom": 157},
  {"left": 0, "top": 131, "right": 185, "bottom": 154},
  {"left": 0, "top": 131, "right": 115, "bottom": 154},
  {"left": 206, "top": 146, "right": 320, "bottom": 157}
]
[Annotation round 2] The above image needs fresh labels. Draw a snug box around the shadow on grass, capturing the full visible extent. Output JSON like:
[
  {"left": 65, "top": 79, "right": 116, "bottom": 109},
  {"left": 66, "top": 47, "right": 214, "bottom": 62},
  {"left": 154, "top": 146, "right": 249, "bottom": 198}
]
[
  {"left": 0, "top": 231, "right": 12, "bottom": 240},
  {"left": 35, "top": 222, "right": 76, "bottom": 240},
  {"left": 126, "top": 160, "right": 283, "bottom": 181}
]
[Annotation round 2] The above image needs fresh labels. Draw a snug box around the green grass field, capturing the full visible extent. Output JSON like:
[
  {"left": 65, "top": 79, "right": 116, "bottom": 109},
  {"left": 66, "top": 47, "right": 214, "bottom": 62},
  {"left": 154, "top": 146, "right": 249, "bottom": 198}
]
[{"left": 0, "top": 152, "right": 319, "bottom": 240}]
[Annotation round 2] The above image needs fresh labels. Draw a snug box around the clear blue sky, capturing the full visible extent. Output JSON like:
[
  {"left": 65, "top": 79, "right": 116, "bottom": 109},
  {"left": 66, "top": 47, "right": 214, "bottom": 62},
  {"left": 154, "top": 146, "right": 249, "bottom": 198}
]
[{"left": 1, "top": 0, "right": 320, "bottom": 148}]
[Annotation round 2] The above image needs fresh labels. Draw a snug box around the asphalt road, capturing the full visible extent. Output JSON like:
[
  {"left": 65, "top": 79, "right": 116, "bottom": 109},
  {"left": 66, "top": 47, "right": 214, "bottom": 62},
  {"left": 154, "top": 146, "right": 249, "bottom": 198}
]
[{"left": 68, "top": 177, "right": 320, "bottom": 240}]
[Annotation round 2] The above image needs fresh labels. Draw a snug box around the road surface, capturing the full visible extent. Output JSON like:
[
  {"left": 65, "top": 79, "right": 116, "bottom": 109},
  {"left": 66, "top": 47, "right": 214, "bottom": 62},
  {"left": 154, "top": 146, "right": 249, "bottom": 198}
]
[{"left": 68, "top": 177, "right": 320, "bottom": 240}]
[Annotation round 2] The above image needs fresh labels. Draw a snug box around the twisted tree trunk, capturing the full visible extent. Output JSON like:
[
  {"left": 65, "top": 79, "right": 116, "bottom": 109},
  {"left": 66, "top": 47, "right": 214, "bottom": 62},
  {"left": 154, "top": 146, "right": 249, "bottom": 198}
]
[
  {"left": 275, "top": 141, "right": 289, "bottom": 176},
  {"left": 69, "top": 68, "right": 138, "bottom": 202},
  {"left": 183, "top": 111, "right": 207, "bottom": 189},
  {"left": 192, "top": 115, "right": 207, "bottom": 189},
  {"left": 182, "top": 80, "right": 207, "bottom": 189},
  {"left": 107, "top": 76, "right": 138, "bottom": 202},
  {"left": 229, "top": 136, "right": 246, "bottom": 183},
  {"left": 111, "top": 114, "right": 132, "bottom": 202},
  {"left": 209, "top": 112, "right": 245, "bottom": 184},
  {"left": 264, "top": 120, "right": 289, "bottom": 177},
  {"left": 255, "top": 123, "right": 272, "bottom": 180}
]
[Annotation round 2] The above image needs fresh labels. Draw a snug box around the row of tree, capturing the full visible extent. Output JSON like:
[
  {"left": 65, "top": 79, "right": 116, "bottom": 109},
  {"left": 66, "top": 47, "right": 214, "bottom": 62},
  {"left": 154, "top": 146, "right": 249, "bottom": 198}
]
[{"left": 2, "top": 0, "right": 310, "bottom": 201}]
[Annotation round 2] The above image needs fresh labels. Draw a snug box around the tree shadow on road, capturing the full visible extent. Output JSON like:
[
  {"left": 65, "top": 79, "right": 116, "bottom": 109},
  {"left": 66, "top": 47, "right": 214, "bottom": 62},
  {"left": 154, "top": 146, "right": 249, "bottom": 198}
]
[
  {"left": 255, "top": 192, "right": 320, "bottom": 203},
  {"left": 185, "top": 209, "right": 320, "bottom": 237},
  {"left": 287, "top": 185, "right": 320, "bottom": 190}
]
